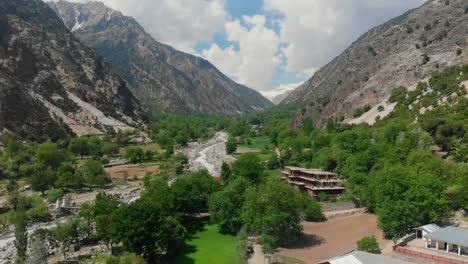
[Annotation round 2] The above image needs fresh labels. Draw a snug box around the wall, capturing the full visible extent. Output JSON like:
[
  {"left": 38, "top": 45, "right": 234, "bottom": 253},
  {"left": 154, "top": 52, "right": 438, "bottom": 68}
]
[{"left": 320, "top": 201, "right": 358, "bottom": 212}]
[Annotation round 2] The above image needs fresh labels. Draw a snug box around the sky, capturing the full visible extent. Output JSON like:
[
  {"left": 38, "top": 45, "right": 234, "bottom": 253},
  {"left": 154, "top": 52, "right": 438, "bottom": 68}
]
[{"left": 52, "top": 0, "right": 427, "bottom": 99}]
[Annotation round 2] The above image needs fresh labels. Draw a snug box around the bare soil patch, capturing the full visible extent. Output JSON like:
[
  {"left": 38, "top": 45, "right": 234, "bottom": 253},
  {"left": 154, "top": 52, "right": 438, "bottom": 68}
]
[
  {"left": 277, "top": 213, "right": 392, "bottom": 264},
  {"left": 236, "top": 147, "right": 261, "bottom": 154},
  {"left": 105, "top": 164, "right": 159, "bottom": 179}
]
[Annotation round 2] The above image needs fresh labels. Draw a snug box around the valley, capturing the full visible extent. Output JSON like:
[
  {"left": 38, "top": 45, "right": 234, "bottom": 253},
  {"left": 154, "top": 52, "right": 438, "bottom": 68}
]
[{"left": 0, "top": 0, "right": 467, "bottom": 264}]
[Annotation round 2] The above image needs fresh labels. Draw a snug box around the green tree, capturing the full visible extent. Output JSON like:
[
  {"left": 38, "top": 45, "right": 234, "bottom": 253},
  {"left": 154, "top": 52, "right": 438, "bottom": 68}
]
[
  {"left": 94, "top": 193, "right": 120, "bottom": 247},
  {"left": 53, "top": 218, "right": 80, "bottom": 259},
  {"left": 35, "top": 142, "right": 66, "bottom": 169},
  {"left": 112, "top": 198, "right": 186, "bottom": 261},
  {"left": 171, "top": 170, "right": 221, "bottom": 214},
  {"left": 125, "top": 147, "right": 145, "bottom": 164},
  {"left": 241, "top": 179, "right": 303, "bottom": 253},
  {"left": 56, "top": 162, "right": 83, "bottom": 189},
  {"left": 209, "top": 178, "right": 249, "bottom": 234},
  {"left": 30, "top": 164, "right": 56, "bottom": 195},
  {"left": 219, "top": 162, "right": 232, "bottom": 184},
  {"left": 231, "top": 153, "right": 262, "bottom": 184},
  {"left": 14, "top": 205, "right": 28, "bottom": 264},
  {"left": 299, "top": 194, "right": 324, "bottom": 222},
  {"left": 356, "top": 235, "right": 380, "bottom": 254},
  {"left": 225, "top": 138, "right": 238, "bottom": 154},
  {"left": 87, "top": 136, "right": 103, "bottom": 158},
  {"left": 68, "top": 137, "right": 89, "bottom": 158},
  {"left": 101, "top": 142, "right": 120, "bottom": 157},
  {"left": 81, "top": 160, "right": 109, "bottom": 186}
]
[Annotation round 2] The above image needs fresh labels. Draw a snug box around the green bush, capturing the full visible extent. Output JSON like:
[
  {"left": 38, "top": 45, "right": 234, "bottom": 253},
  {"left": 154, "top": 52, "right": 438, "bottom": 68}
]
[
  {"left": 389, "top": 86, "right": 408, "bottom": 103},
  {"left": 353, "top": 108, "right": 365, "bottom": 118},
  {"left": 47, "top": 188, "right": 64, "bottom": 203},
  {"left": 357, "top": 235, "right": 380, "bottom": 254},
  {"left": 377, "top": 105, "right": 385, "bottom": 112}
]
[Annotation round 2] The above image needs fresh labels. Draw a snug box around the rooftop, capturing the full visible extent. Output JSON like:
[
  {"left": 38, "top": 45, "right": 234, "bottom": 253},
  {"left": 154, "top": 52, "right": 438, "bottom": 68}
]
[
  {"left": 425, "top": 226, "right": 468, "bottom": 247},
  {"left": 414, "top": 223, "right": 440, "bottom": 234},
  {"left": 324, "top": 251, "right": 412, "bottom": 264},
  {"left": 284, "top": 166, "right": 338, "bottom": 176}
]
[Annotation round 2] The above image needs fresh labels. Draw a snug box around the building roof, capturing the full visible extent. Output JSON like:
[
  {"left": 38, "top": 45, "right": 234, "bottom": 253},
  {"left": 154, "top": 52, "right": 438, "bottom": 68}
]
[
  {"left": 425, "top": 226, "right": 468, "bottom": 247},
  {"left": 284, "top": 166, "right": 337, "bottom": 176},
  {"left": 325, "top": 251, "right": 412, "bottom": 264},
  {"left": 414, "top": 223, "right": 440, "bottom": 234}
]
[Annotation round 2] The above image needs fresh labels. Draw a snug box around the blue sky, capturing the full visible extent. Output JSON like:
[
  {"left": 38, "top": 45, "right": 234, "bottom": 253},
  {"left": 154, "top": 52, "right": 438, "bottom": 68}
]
[{"left": 68, "top": 0, "right": 427, "bottom": 99}]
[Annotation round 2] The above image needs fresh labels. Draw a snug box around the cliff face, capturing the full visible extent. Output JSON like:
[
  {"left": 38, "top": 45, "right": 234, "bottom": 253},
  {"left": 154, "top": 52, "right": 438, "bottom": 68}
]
[
  {"left": 49, "top": 1, "right": 273, "bottom": 116},
  {"left": 0, "top": 0, "right": 147, "bottom": 141},
  {"left": 282, "top": 0, "right": 467, "bottom": 125}
]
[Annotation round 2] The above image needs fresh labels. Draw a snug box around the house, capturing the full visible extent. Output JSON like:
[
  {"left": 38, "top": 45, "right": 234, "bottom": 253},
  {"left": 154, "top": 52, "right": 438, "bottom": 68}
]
[
  {"left": 319, "top": 250, "right": 413, "bottom": 264},
  {"left": 423, "top": 226, "right": 468, "bottom": 257},
  {"left": 282, "top": 166, "right": 345, "bottom": 197}
]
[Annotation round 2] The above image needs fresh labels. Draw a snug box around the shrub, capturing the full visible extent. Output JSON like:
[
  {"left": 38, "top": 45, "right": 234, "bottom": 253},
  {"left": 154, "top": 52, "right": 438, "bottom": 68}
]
[
  {"left": 353, "top": 108, "right": 365, "bottom": 118},
  {"left": 456, "top": 49, "right": 463, "bottom": 56},
  {"left": 415, "top": 43, "right": 420, "bottom": 49},
  {"left": 363, "top": 104, "right": 371, "bottom": 112},
  {"left": 357, "top": 235, "right": 380, "bottom": 254},
  {"left": 422, "top": 54, "right": 430, "bottom": 65},
  {"left": 389, "top": 86, "right": 407, "bottom": 103},
  {"left": 377, "top": 105, "right": 385, "bottom": 112},
  {"left": 424, "top": 23, "right": 432, "bottom": 31},
  {"left": 406, "top": 25, "right": 414, "bottom": 34},
  {"left": 226, "top": 138, "right": 238, "bottom": 154},
  {"left": 47, "top": 188, "right": 64, "bottom": 203}
]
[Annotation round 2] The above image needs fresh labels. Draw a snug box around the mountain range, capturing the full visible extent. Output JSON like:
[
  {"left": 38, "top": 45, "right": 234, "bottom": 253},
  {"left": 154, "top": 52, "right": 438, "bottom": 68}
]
[
  {"left": 48, "top": 1, "right": 273, "bottom": 115},
  {"left": 282, "top": 0, "right": 467, "bottom": 126},
  {"left": 0, "top": 0, "right": 147, "bottom": 141}
]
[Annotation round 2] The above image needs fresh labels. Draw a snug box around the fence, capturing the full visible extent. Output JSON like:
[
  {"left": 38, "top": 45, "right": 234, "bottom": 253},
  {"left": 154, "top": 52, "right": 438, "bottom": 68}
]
[{"left": 394, "top": 246, "right": 468, "bottom": 264}]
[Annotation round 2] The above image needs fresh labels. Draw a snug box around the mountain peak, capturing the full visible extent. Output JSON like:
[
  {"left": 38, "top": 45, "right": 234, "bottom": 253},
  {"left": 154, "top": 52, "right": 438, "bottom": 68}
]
[{"left": 49, "top": 0, "right": 273, "bottom": 115}]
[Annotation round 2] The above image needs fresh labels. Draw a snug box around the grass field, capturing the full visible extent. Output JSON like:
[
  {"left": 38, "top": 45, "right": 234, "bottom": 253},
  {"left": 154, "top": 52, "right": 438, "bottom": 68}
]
[
  {"left": 238, "top": 136, "right": 271, "bottom": 149},
  {"left": 175, "top": 222, "right": 238, "bottom": 264}
]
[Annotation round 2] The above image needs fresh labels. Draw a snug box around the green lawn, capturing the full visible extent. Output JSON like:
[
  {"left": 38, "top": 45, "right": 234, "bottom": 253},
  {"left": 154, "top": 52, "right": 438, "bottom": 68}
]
[
  {"left": 238, "top": 136, "right": 271, "bottom": 149},
  {"left": 175, "top": 222, "right": 238, "bottom": 264}
]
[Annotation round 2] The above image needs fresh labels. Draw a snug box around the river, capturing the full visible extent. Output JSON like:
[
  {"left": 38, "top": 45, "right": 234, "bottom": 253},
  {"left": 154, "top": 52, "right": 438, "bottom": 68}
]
[{"left": 185, "top": 131, "right": 235, "bottom": 176}]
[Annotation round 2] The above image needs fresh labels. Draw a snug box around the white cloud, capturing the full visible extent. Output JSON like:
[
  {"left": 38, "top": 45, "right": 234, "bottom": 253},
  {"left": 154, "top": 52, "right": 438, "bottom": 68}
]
[
  {"left": 52, "top": 0, "right": 228, "bottom": 53},
  {"left": 202, "top": 15, "right": 281, "bottom": 91},
  {"left": 261, "top": 82, "right": 302, "bottom": 100},
  {"left": 264, "top": 0, "right": 427, "bottom": 76}
]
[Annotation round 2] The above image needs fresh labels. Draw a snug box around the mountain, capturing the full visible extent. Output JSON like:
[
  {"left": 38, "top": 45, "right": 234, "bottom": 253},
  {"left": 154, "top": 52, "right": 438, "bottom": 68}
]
[
  {"left": 0, "top": 0, "right": 148, "bottom": 141},
  {"left": 282, "top": 0, "right": 467, "bottom": 125},
  {"left": 48, "top": 1, "right": 273, "bottom": 116},
  {"left": 271, "top": 90, "right": 293, "bottom": 105}
]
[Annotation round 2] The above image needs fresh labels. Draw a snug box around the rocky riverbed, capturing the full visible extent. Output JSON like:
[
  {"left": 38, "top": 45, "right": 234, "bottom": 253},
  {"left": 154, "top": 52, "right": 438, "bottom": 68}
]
[{"left": 185, "top": 132, "right": 236, "bottom": 176}]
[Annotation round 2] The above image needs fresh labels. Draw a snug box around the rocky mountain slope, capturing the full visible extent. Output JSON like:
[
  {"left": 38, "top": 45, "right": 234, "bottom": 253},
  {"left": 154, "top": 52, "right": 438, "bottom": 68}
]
[
  {"left": 49, "top": 1, "right": 273, "bottom": 115},
  {"left": 282, "top": 0, "right": 467, "bottom": 126},
  {"left": 0, "top": 0, "right": 147, "bottom": 141}
]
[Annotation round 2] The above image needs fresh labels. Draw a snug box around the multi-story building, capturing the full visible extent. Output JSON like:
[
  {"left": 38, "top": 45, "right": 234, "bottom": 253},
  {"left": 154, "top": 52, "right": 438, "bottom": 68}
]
[{"left": 282, "top": 166, "right": 345, "bottom": 197}]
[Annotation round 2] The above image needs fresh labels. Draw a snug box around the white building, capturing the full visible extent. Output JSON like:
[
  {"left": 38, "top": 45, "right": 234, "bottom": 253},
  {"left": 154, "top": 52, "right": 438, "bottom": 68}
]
[
  {"left": 320, "top": 250, "right": 413, "bottom": 264},
  {"left": 414, "top": 224, "right": 468, "bottom": 257}
]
